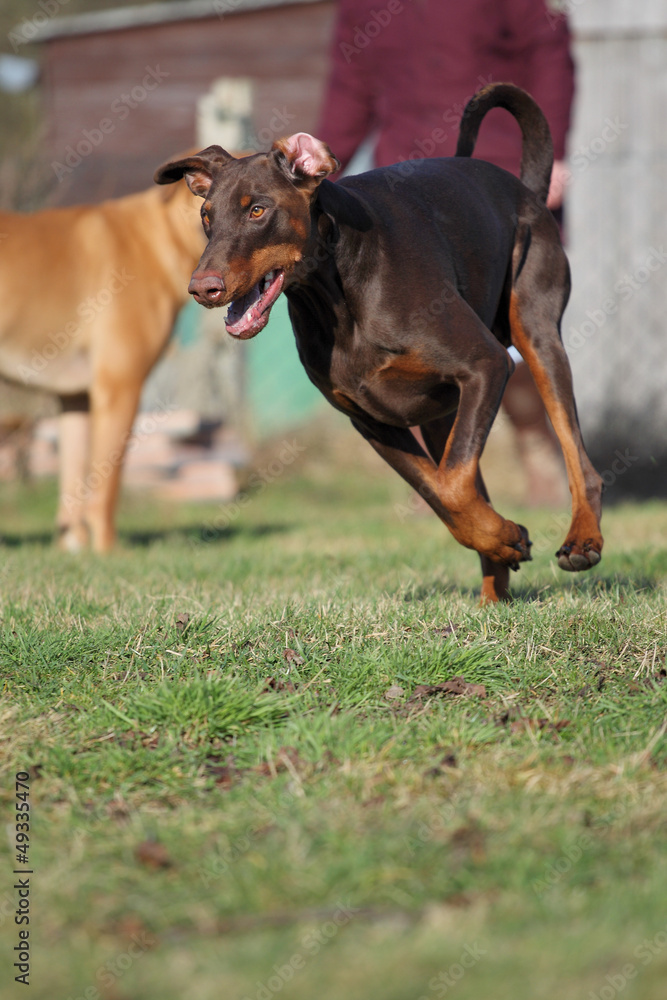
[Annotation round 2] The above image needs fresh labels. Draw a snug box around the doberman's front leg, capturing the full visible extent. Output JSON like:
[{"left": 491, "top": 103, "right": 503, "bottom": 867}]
[
  {"left": 351, "top": 353, "right": 530, "bottom": 603},
  {"left": 420, "top": 415, "right": 512, "bottom": 604}
]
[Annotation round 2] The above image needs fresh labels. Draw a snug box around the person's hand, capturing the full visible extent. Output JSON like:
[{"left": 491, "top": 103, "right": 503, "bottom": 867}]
[{"left": 547, "top": 159, "right": 571, "bottom": 210}]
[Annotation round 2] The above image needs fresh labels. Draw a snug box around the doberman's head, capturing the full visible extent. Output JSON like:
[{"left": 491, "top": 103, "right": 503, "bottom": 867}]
[{"left": 154, "top": 134, "right": 339, "bottom": 339}]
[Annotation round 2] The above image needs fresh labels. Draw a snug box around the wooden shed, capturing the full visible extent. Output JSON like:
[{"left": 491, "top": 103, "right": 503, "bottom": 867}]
[{"left": 36, "top": 0, "right": 336, "bottom": 205}]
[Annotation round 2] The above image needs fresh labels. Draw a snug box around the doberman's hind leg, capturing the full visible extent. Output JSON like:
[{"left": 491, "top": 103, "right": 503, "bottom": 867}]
[
  {"left": 509, "top": 220, "right": 603, "bottom": 572},
  {"left": 421, "top": 414, "right": 511, "bottom": 604}
]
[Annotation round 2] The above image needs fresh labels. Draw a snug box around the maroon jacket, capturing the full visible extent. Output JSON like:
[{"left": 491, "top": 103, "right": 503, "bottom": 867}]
[{"left": 317, "top": 0, "right": 574, "bottom": 177}]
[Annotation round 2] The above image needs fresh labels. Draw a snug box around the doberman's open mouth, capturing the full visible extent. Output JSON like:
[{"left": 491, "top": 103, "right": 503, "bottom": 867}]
[{"left": 225, "top": 269, "right": 285, "bottom": 339}]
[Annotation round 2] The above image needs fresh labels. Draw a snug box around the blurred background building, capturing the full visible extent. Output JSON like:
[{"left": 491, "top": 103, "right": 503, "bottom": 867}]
[
  {"left": 565, "top": 0, "right": 667, "bottom": 499},
  {"left": 0, "top": 0, "right": 665, "bottom": 501}
]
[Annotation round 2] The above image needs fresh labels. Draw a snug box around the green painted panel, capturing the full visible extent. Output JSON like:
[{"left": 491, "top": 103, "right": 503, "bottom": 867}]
[
  {"left": 168, "top": 297, "right": 324, "bottom": 437},
  {"left": 172, "top": 299, "right": 202, "bottom": 348},
  {"left": 244, "top": 296, "right": 325, "bottom": 438}
]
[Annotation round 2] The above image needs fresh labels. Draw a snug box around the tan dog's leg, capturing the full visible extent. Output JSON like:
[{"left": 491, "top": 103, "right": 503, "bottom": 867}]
[
  {"left": 86, "top": 374, "right": 143, "bottom": 552},
  {"left": 57, "top": 395, "right": 91, "bottom": 552}
]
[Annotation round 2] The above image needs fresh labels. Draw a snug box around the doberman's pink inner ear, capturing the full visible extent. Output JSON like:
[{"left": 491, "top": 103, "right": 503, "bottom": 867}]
[
  {"left": 273, "top": 133, "right": 339, "bottom": 178},
  {"left": 184, "top": 168, "right": 213, "bottom": 198}
]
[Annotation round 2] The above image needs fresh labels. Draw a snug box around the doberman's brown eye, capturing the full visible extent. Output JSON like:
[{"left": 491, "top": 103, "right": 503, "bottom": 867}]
[
  {"left": 202, "top": 213, "right": 210, "bottom": 228},
  {"left": 250, "top": 205, "right": 265, "bottom": 218}
]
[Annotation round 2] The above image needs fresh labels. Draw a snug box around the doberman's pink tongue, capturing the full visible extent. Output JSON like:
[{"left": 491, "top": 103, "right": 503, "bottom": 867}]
[
  {"left": 224, "top": 269, "right": 285, "bottom": 340},
  {"left": 225, "top": 284, "right": 262, "bottom": 336}
]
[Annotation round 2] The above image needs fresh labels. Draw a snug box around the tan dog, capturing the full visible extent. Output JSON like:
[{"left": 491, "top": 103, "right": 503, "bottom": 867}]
[{"left": 0, "top": 180, "right": 204, "bottom": 551}]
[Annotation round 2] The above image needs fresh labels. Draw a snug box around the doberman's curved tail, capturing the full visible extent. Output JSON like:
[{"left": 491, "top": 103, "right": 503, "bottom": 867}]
[{"left": 455, "top": 83, "right": 553, "bottom": 204}]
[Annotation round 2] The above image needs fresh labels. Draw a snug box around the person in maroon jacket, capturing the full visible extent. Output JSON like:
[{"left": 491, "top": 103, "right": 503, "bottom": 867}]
[{"left": 317, "top": 0, "right": 574, "bottom": 506}]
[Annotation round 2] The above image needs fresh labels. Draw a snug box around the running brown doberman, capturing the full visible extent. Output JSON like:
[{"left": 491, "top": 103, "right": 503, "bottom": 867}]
[{"left": 155, "top": 83, "right": 603, "bottom": 603}]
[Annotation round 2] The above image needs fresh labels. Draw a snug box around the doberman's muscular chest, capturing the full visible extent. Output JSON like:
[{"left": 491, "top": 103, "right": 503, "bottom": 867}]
[{"left": 296, "top": 328, "right": 458, "bottom": 428}]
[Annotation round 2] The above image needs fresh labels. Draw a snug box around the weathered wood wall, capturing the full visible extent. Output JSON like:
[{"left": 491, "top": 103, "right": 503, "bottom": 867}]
[{"left": 41, "top": 0, "right": 335, "bottom": 204}]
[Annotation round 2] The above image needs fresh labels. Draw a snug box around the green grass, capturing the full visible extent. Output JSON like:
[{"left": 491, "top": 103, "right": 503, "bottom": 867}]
[{"left": 0, "top": 428, "right": 666, "bottom": 1000}]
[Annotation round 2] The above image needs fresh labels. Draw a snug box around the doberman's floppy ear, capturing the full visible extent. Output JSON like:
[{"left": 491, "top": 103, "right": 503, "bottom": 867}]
[
  {"left": 153, "top": 145, "right": 233, "bottom": 198},
  {"left": 272, "top": 133, "right": 340, "bottom": 191}
]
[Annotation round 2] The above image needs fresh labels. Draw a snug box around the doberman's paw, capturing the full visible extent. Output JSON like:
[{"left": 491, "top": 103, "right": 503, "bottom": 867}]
[
  {"left": 508, "top": 523, "right": 532, "bottom": 570},
  {"left": 491, "top": 522, "right": 532, "bottom": 571},
  {"left": 556, "top": 539, "right": 602, "bottom": 573},
  {"left": 460, "top": 509, "right": 532, "bottom": 572}
]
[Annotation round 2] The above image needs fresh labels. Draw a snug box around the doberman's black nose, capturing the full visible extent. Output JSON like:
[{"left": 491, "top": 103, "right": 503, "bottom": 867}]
[{"left": 188, "top": 271, "right": 224, "bottom": 306}]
